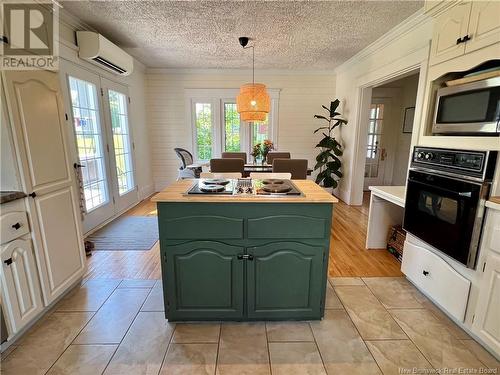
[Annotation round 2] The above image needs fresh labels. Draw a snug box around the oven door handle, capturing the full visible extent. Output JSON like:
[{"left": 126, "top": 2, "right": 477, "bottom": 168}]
[{"left": 408, "top": 178, "right": 474, "bottom": 199}]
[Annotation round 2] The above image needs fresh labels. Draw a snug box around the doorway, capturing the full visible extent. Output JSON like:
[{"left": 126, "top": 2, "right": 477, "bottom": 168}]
[
  {"left": 61, "top": 64, "right": 138, "bottom": 233},
  {"left": 362, "top": 72, "right": 420, "bottom": 191}
]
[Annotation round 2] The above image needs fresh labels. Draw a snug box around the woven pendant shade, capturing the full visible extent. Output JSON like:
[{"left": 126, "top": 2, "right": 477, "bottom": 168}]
[{"left": 237, "top": 83, "right": 270, "bottom": 122}]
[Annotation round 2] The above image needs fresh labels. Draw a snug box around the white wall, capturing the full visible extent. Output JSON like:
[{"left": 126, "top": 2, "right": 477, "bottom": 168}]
[
  {"left": 146, "top": 70, "right": 335, "bottom": 190},
  {"left": 334, "top": 9, "right": 433, "bottom": 204},
  {"left": 58, "top": 11, "right": 154, "bottom": 200}
]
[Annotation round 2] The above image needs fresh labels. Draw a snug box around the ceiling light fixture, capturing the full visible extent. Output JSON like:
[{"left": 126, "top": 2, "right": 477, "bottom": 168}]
[{"left": 236, "top": 37, "right": 270, "bottom": 123}]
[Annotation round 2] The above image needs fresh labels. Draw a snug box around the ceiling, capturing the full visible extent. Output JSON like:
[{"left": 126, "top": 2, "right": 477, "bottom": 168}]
[{"left": 62, "top": 0, "right": 424, "bottom": 70}]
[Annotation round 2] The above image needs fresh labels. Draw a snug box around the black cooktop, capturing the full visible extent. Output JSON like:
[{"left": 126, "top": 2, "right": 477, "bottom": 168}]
[{"left": 186, "top": 179, "right": 303, "bottom": 196}]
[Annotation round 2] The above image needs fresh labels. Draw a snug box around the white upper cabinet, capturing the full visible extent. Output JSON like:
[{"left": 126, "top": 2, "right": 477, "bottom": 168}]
[
  {"left": 465, "top": 1, "right": 500, "bottom": 54},
  {"left": 430, "top": 1, "right": 500, "bottom": 66},
  {"left": 3, "top": 70, "right": 86, "bottom": 305},
  {"left": 430, "top": 1, "right": 471, "bottom": 65}
]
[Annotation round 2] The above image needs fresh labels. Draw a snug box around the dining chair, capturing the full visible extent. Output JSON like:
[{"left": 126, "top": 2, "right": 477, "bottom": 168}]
[
  {"left": 200, "top": 172, "right": 242, "bottom": 179},
  {"left": 222, "top": 152, "right": 247, "bottom": 163},
  {"left": 266, "top": 151, "right": 291, "bottom": 165},
  {"left": 272, "top": 159, "right": 308, "bottom": 179},
  {"left": 250, "top": 172, "right": 292, "bottom": 180},
  {"left": 174, "top": 148, "right": 201, "bottom": 179},
  {"left": 210, "top": 158, "right": 245, "bottom": 174}
]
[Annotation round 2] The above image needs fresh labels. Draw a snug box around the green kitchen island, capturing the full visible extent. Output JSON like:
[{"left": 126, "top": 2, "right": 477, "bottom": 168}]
[{"left": 152, "top": 179, "right": 337, "bottom": 321}]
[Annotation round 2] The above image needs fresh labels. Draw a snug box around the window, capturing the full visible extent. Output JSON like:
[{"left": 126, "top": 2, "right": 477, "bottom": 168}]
[
  {"left": 224, "top": 103, "right": 241, "bottom": 152},
  {"left": 194, "top": 103, "right": 213, "bottom": 160},
  {"left": 68, "top": 76, "right": 109, "bottom": 211},
  {"left": 188, "top": 89, "right": 279, "bottom": 161},
  {"left": 108, "top": 89, "right": 134, "bottom": 195}
]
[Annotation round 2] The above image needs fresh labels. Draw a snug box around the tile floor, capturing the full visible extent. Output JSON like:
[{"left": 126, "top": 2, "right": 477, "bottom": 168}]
[{"left": 1, "top": 277, "right": 498, "bottom": 375}]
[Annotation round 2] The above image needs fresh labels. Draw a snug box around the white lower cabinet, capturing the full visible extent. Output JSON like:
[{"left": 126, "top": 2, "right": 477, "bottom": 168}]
[
  {"left": 402, "top": 240, "right": 471, "bottom": 322},
  {"left": 1, "top": 238, "right": 43, "bottom": 336},
  {"left": 473, "top": 208, "right": 500, "bottom": 356}
]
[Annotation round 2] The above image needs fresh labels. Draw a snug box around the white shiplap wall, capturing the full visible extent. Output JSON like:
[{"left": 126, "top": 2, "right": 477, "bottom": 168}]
[{"left": 146, "top": 70, "right": 335, "bottom": 190}]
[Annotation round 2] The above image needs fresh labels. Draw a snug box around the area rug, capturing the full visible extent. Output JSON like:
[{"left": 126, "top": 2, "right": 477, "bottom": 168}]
[{"left": 87, "top": 216, "right": 159, "bottom": 251}]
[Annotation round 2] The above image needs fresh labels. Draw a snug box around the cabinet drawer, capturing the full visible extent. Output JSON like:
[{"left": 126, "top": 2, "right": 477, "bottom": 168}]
[
  {"left": 162, "top": 215, "right": 243, "bottom": 239},
  {"left": 401, "top": 240, "right": 470, "bottom": 322},
  {"left": 247, "top": 215, "right": 327, "bottom": 239},
  {"left": 1, "top": 211, "right": 29, "bottom": 245}
]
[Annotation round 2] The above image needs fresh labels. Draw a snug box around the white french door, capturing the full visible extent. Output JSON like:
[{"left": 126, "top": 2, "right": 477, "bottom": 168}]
[
  {"left": 101, "top": 78, "right": 138, "bottom": 213},
  {"left": 364, "top": 100, "right": 388, "bottom": 190},
  {"left": 61, "top": 64, "right": 137, "bottom": 233}
]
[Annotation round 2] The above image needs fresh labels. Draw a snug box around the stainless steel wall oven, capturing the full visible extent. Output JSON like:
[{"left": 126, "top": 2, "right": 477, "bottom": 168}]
[{"left": 404, "top": 147, "right": 497, "bottom": 269}]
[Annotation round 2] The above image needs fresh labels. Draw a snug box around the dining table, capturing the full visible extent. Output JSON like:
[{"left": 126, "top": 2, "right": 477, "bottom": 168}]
[{"left": 243, "top": 163, "right": 313, "bottom": 177}]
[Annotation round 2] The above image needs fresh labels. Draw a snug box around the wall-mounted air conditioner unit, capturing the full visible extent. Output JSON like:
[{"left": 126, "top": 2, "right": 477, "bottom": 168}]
[{"left": 76, "top": 31, "right": 133, "bottom": 76}]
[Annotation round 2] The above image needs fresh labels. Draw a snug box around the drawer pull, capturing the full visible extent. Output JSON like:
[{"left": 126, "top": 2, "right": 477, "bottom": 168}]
[
  {"left": 237, "top": 254, "right": 254, "bottom": 261},
  {"left": 12, "top": 222, "right": 21, "bottom": 230},
  {"left": 4, "top": 258, "right": 12, "bottom": 266},
  {"left": 423, "top": 270, "right": 429, "bottom": 276}
]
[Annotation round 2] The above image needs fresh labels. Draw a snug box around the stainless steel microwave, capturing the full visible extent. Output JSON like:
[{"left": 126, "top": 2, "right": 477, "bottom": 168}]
[{"left": 432, "top": 76, "right": 500, "bottom": 135}]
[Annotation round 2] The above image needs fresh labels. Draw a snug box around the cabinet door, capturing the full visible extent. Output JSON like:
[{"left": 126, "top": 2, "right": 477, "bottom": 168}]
[
  {"left": 247, "top": 242, "right": 324, "bottom": 319},
  {"left": 465, "top": 1, "right": 500, "bottom": 54},
  {"left": 164, "top": 241, "right": 244, "bottom": 320},
  {"left": 430, "top": 1, "right": 471, "bottom": 65},
  {"left": 1, "top": 239, "right": 44, "bottom": 335},
  {"left": 3, "top": 71, "right": 86, "bottom": 305},
  {"left": 473, "top": 252, "right": 500, "bottom": 355}
]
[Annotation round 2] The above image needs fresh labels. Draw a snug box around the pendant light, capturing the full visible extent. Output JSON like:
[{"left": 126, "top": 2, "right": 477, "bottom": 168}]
[{"left": 236, "top": 37, "right": 270, "bottom": 122}]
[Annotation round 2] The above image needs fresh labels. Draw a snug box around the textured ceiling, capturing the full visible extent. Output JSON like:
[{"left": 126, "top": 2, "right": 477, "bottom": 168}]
[{"left": 62, "top": 0, "right": 423, "bottom": 70}]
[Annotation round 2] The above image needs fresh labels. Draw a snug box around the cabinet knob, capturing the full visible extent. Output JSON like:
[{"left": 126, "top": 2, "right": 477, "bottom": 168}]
[
  {"left": 422, "top": 270, "right": 429, "bottom": 276},
  {"left": 12, "top": 222, "right": 21, "bottom": 230},
  {"left": 4, "top": 258, "right": 12, "bottom": 266},
  {"left": 237, "top": 254, "right": 254, "bottom": 261},
  {"left": 462, "top": 34, "right": 471, "bottom": 42},
  {"left": 29, "top": 192, "right": 36, "bottom": 198}
]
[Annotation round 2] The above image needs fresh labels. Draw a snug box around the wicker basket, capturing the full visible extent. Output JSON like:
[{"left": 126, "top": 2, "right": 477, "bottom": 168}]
[{"left": 387, "top": 225, "right": 406, "bottom": 262}]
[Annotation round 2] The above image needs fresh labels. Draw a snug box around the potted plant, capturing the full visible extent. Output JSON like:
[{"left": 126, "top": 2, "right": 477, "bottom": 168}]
[
  {"left": 251, "top": 143, "right": 262, "bottom": 164},
  {"left": 262, "top": 139, "right": 274, "bottom": 163},
  {"left": 313, "top": 99, "right": 347, "bottom": 190}
]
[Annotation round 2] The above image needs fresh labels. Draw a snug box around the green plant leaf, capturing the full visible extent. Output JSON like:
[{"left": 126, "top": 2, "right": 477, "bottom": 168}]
[
  {"left": 313, "top": 126, "right": 329, "bottom": 134},
  {"left": 314, "top": 115, "right": 330, "bottom": 122},
  {"left": 329, "top": 100, "right": 340, "bottom": 116},
  {"left": 323, "top": 175, "right": 337, "bottom": 188}
]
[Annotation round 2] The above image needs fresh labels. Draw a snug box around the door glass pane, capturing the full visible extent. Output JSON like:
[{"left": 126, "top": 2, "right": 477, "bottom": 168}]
[
  {"left": 224, "top": 103, "right": 241, "bottom": 152},
  {"left": 108, "top": 89, "right": 135, "bottom": 196},
  {"left": 195, "top": 103, "right": 212, "bottom": 160},
  {"left": 68, "top": 76, "right": 109, "bottom": 212},
  {"left": 365, "top": 103, "right": 384, "bottom": 177}
]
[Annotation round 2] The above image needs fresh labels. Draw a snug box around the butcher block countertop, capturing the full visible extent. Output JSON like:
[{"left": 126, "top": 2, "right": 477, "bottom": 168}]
[
  {"left": 486, "top": 196, "right": 500, "bottom": 211},
  {"left": 152, "top": 179, "right": 338, "bottom": 204}
]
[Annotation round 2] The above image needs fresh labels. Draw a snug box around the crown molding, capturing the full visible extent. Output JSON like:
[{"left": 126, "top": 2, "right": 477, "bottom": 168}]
[
  {"left": 145, "top": 68, "right": 336, "bottom": 76},
  {"left": 334, "top": 8, "right": 431, "bottom": 74}
]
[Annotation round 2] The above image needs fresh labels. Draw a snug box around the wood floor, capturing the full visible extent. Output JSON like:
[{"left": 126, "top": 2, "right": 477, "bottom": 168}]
[{"left": 84, "top": 192, "right": 402, "bottom": 279}]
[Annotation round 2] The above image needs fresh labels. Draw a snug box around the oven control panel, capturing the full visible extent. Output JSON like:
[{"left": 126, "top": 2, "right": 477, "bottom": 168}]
[{"left": 412, "top": 147, "right": 497, "bottom": 181}]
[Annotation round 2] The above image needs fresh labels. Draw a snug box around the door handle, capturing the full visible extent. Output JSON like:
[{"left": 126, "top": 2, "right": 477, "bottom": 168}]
[
  {"left": 73, "top": 163, "right": 85, "bottom": 169},
  {"left": 237, "top": 254, "right": 254, "bottom": 261}
]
